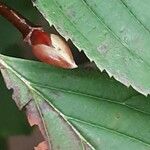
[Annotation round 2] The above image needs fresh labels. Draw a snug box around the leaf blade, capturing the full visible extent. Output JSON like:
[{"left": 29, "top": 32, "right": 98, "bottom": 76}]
[{"left": 0, "top": 55, "right": 150, "bottom": 149}]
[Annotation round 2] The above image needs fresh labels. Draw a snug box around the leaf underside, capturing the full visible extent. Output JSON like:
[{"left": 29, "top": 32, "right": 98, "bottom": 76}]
[
  {"left": 34, "top": 0, "right": 150, "bottom": 95},
  {"left": 0, "top": 55, "right": 150, "bottom": 150}
]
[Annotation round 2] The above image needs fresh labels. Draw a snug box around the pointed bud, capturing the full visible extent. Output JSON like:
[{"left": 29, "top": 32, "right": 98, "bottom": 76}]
[{"left": 30, "top": 30, "right": 77, "bottom": 69}]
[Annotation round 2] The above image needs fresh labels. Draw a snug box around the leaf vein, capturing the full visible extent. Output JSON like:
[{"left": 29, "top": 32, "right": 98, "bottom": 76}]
[
  {"left": 31, "top": 82, "right": 150, "bottom": 116},
  {"left": 81, "top": 0, "right": 150, "bottom": 67},
  {"left": 67, "top": 117, "right": 150, "bottom": 147}
]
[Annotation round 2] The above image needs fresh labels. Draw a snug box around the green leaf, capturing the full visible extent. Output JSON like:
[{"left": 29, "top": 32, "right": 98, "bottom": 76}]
[
  {"left": 0, "top": 73, "right": 31, "bottom": 138},
  {"left": 34, "top": 0, "right": 150, "bottom": 95},
  {"left": 0, "top": 54, "right": 150, "bottom": 150}
]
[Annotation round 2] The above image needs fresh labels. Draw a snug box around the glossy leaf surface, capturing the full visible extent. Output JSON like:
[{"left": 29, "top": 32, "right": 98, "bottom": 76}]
[{"left": 0, "top": 55, "right": 150, "bottom": 150}]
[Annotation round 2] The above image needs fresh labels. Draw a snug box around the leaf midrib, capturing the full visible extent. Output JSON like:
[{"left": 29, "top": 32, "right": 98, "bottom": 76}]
[
  {"left": 67, "top": 117, "right": 150, "bottom": 147},
  {"left": 31, "top": 93, "right": 52, "bottom": 149}
]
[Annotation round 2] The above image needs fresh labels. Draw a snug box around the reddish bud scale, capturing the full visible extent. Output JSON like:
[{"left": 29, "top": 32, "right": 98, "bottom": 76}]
[{"left": 30, "top": 30, "right": 51, "bottom": 46}]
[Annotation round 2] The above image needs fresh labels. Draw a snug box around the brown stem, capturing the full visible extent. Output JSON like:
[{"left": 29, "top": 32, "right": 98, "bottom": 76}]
[{"left": 0, "top": 2, "right": 37, "bottom": 38}]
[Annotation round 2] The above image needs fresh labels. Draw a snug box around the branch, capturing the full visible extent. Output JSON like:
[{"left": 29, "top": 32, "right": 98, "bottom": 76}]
[
  {"left": 0, "top": 1, "right": 35, "bottom": 37},
  {"left": 0, "top": 2, "right": 77, "bottom": 69}
]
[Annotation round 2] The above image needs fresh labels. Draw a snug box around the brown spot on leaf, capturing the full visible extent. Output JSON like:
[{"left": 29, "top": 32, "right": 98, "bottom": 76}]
[
  {"left": 26, "top": 101, "right": 46, "bottom": 138},
  {"left": 26, "top": 101, "right": 50, "bottom": 149}
]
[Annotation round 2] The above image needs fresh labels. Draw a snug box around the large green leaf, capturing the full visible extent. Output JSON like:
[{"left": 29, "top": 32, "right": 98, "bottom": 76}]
[
  {"left": 0, "top": 54, "right": 150, "bottom": 150},
  {"left": 34, "top": 0, "right": 150, "bottom": 95}
]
